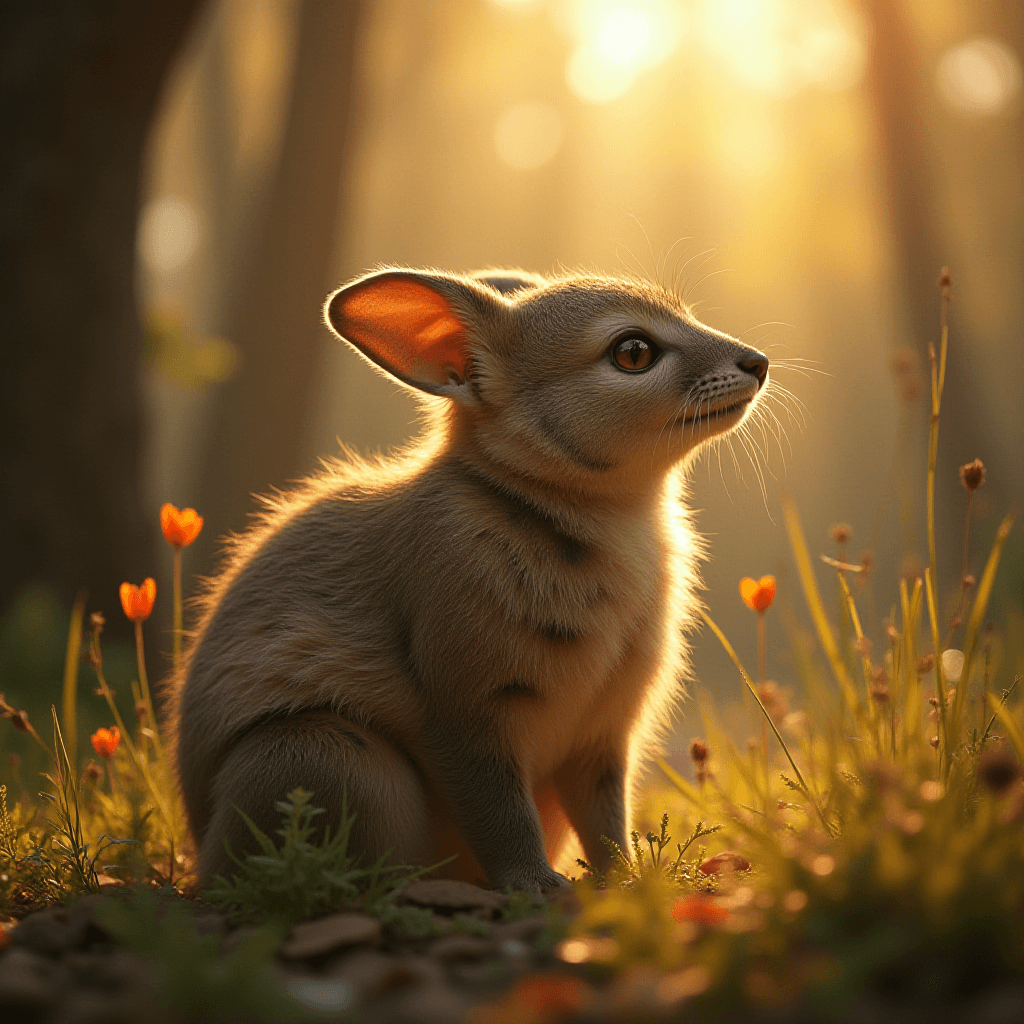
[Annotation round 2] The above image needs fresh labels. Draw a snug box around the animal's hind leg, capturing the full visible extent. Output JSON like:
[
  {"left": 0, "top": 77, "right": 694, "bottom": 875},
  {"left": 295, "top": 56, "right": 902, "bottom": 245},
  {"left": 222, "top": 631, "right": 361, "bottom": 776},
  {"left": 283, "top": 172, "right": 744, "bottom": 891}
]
[{"left": 198, "top": 711, "right": 428, "bottom": 887}]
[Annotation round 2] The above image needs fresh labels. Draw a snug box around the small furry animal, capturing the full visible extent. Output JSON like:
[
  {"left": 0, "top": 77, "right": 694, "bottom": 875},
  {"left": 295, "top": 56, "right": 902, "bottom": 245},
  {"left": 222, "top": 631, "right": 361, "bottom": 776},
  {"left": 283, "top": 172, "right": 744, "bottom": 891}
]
[{"left": 170, "top": 267, "right": 769, "bottom": 890}]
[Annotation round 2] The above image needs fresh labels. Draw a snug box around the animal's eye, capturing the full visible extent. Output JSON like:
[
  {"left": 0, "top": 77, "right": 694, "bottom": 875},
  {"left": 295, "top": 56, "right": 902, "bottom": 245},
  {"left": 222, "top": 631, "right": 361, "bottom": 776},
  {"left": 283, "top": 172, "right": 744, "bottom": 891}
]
[{"left": 611, "top": 335, "right": 658, "bottom": 372}]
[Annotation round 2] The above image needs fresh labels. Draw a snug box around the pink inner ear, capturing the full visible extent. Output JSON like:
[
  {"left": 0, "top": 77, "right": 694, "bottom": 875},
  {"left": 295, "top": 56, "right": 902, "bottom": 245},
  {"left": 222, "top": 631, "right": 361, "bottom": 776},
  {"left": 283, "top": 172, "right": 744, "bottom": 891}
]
[{"left": 336, "top": 278, "right": 468, "bottom": 388}]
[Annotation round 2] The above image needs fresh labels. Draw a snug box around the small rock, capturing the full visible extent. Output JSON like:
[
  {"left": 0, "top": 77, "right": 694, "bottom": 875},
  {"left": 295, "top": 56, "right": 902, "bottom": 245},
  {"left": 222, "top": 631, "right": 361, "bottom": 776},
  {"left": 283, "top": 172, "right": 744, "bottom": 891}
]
[
  {"left": 0, "top": 947, "right": 64, "bottom": 1012},
  {"left": 427, "top": 934, "right": 494, "bottom": 963},
  {"left": 397, "top": 880, "right": 508, "bottom": 914},
  {"left": 326, "top": 950, "right": 413, "bottom": 998},
  {"left": 389, "top": 982, "right": 472, "bottom": 1024},
  {"left": 49, "top": 989, "right": 150, "bottom": 1024},
  {"left": 492, "top": 916, "right": 546, "bottom": 944},
  {"left": 286, "top": 976, "right": 356, "bottom": 1015},
  {"left": 326, "top": 950, "right": 442, "bottom": 999},
  {"left": 9, "top": 907, "right": 89, "bottom": 956},
  {"left": 280, "top": 913, "right": 382, "bottom": 960},
  {"left": 190, "top": 913, "right": 229, "bottom": 938}
]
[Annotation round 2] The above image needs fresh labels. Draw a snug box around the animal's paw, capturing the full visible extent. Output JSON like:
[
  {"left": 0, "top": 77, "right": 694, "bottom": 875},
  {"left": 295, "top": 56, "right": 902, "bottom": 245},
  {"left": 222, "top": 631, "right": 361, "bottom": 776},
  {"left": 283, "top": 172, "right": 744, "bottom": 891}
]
[{"left": 495, "top": 866, "right": 570, "bottom": 893}]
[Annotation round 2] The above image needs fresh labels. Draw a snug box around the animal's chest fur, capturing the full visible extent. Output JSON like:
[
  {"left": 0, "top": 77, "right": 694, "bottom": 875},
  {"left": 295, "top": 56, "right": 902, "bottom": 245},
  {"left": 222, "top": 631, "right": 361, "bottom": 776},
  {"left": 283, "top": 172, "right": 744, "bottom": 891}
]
[{"left": 409, "top": 479, "right": 685, "bottom": 781}]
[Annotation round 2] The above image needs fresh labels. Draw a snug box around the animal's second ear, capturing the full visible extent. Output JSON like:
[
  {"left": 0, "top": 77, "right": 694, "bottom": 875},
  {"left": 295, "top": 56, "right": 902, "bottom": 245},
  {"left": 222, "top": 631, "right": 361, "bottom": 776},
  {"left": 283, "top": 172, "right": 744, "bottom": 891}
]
[{"left": 325, "top": 271, "right": 485, "bottom": 397}]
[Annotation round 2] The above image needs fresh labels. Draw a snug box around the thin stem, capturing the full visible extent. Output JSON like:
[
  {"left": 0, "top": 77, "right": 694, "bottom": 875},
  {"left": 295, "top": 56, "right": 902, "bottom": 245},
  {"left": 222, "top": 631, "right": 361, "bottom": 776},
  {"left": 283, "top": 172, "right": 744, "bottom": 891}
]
[
  {"left": 757, "top": 613, "right": 767, "bottom": 686},
  {"left": 961, "top": 491, "right": 974, "bottom": 582},
  {"left": 134, "top": 621, "right": 164, "bottom": 763},
  {"left": 172, "top": 547, "right": 183, "bottom": 672},
  {"left": 703, "top": 610, "right": 832, "bottom": 836},
  {"left": 925, "top": 286, "right": 949, "bottom": 693}
]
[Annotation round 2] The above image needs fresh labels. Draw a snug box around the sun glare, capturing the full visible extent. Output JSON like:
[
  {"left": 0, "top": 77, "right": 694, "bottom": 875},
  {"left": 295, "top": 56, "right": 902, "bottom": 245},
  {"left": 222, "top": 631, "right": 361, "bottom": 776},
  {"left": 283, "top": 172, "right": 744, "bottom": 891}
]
[
  {"left": 559, "top": 1, "right": 684, "bottom": 104},
  {"left": 937, "top": 36, "right": 1023, "bottom": 116},
  {"left": 137, "top": 196, "right": 201, "bottom": 276}
]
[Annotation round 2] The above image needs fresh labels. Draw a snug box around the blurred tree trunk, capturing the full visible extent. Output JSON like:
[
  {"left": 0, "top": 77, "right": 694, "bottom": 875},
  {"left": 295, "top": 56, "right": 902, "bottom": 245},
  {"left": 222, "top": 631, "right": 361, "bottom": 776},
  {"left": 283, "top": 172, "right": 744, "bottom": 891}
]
[
  {"left": 0, "top": 1, "right": 203, "bottom": 620},
  {"left": 194, "top": 0, "right": 363, "bottom": 571},
  {"left": 862, "top": 0, "right": 989, "bottom": 589}
]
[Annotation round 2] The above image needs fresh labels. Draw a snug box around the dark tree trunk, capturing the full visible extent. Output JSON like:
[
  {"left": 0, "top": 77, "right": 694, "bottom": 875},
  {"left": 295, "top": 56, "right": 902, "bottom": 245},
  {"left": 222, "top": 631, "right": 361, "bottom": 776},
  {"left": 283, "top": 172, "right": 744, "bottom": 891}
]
[
  {"left": 0, "top": 1, "right": 204, "bottom": 619},
  {"left": 193, "top": 0, "right": 363, "bottom": 571}
]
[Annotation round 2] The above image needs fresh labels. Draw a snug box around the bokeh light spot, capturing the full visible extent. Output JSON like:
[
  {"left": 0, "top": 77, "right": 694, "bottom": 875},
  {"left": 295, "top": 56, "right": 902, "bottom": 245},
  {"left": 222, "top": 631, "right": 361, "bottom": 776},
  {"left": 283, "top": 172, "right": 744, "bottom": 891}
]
[
  {"left": 138, "top": 196, "right": 201, "bottom": 275},
  {"left": 561, "top": 1, "right": 684, "bottom": 104},
  {"left": 494, "top": 101, "right": 564, "bottom": 169},
  {"left": 937, "top": 37, "right": 1023, "bottom": 116}
]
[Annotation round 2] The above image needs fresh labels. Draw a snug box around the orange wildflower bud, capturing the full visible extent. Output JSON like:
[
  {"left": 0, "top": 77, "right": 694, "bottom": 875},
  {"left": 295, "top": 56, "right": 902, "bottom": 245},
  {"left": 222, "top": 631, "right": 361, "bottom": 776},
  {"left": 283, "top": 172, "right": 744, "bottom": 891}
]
[
  {"left": 740, "top": 575, "right": 776, "bottom": 613},
  {"left": 671, "top": 894, "right": 729, "bottom": 925},
  {"left": 120, "top": 578, "right": 156, "bottom": 623},
  {"left": 90, "top": 726, "right": 121, "bottom": 759},
  {"left": 699, "top": 850, "right": 751, "bottom": 875},
  {"left": 160, "top": 503, "right": 204, "bottom": 548}
]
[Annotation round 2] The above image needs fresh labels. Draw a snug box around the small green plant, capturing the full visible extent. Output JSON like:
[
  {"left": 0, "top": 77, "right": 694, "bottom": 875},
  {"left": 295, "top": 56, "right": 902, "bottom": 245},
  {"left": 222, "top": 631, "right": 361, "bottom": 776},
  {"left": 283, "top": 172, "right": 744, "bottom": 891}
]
[
  {"left": 40, "top": 708, "right": 136, "bottom": 894},
  {"left": 576, "top": 813, "right": 722, "bottom": 888},
  {"left": 204, "top": 787, "right": 443, "bottom": 926}
]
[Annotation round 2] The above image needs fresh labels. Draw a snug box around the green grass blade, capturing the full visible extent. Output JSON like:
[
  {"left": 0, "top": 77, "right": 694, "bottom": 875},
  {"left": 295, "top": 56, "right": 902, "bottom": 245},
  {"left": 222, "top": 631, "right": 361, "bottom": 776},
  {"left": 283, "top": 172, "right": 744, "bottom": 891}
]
[
  {"left": 987, "top": 693, "right": 1024, "bottom": 762},
  {"left": 61, "top": 591, "right": 86, "bottom": 772},
  {"left": 702, "top": 610, "right": 831, "bottom": 834},
  {"left": 953, "top": 514, "right": 1015, "bottom": 735},
  {"left": 782, "top": 492, "right": 861, "bottom": 721}
]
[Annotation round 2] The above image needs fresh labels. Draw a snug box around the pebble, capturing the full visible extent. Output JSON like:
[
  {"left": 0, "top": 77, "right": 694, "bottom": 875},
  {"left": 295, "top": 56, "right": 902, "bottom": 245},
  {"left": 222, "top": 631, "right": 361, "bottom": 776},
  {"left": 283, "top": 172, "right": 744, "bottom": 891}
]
[
  {"left": 325, "top": 949, "right": 439, "bottom": 999},
  {"left": 428, "top": 933, "right": 495, "bottom": 963},
  {"left": 492, "top": 915, "right": 547, "bottom": 944},
  {"left": 0, "top": 947, "right": 66, "bottom": 1013},
  {"left": 397, "top": 880, "right": 509, "bottom": 915},
  {"left": 280, "top": 912, "right": 382, "bottom": 959},
  {"left": 388, "top": 981, "right": 473, "bottom": 1024},
  {"left": 9, "top": 906, "right": 90, "bottom": 956}
]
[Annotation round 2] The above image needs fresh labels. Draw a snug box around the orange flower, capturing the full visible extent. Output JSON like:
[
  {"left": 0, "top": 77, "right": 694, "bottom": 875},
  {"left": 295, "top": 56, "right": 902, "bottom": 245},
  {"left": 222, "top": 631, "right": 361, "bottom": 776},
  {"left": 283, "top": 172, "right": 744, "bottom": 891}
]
[
  {"left": 120, "top": 578, "right": 156, "bottom": 622},
  {"left": 160, "top": 503, "right": 204, "bottom": 548},
  {"left": 672, "top": 894, "right": 729, "bottom": 926},
  {"left": 90, "top": 726, "right": 121, "bottom": 759},
  {"left": 513, "top": 976, "right": 590, "bottom": 1014},
  {"left": 740, "top": 575, "right": 776, "bottom": 612}
]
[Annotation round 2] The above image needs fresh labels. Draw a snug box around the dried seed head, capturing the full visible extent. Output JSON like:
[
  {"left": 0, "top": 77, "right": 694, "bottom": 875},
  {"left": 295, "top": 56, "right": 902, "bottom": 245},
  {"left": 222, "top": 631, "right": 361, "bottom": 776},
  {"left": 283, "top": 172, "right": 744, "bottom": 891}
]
[
  {"left": 870, "top": 666, "right": 888, "bottom": 685},
  {"left": 938, "top": 266, "right": 952, "bottom": 294},
  {"left": 900, "top": 553, "right": 924, "bottom": 583},
  {"left": 853, "top": 637, "right": 873, "bottom": 658},
  {"left": 977, "top": 747, "right": 1020, "bottom": 794},
  {"left": 757, "top": 681, "right": 788, "bottom": 721},
  {"left": 829, "top": 523, "right": 852, "bottom": 546},
  {"left": 890, "top": 348, "right": 922, "bottom": 403},
  {"left": 90, "top": 611, "right": 105, "bottom": 632},
  {"left": 962, "top": 574, "right": 976, "bottom": 590},
  {"left": 869, "top": 682, "right": 890, "bottom": 705},
  {"left": 886, "top": 624, "right": 900, "bottom": 642},
  {"left": 690, "top": 738, "right": 709, "bottom": 765},
  {"left": 81, "top": 761, "right": 103, "bottom": 786},
  {"left": 960, "top": 459, "right": 985, "bottom": 493},
  {"left": 858, "top": 551, "right": 875, "bottom": 579},
  {"left": 917, "top": 654, "right": 935, "bottom": 674},
  {"left": 929, "top": 735, "right": 940, "bottom": 749}
]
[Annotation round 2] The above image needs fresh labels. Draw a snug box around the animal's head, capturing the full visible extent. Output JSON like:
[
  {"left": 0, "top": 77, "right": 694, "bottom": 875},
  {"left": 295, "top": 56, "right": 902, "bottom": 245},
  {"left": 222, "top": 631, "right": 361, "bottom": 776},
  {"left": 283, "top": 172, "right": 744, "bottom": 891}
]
[{"left": 324, "top": 267, "right": 768, "bottom": 492}]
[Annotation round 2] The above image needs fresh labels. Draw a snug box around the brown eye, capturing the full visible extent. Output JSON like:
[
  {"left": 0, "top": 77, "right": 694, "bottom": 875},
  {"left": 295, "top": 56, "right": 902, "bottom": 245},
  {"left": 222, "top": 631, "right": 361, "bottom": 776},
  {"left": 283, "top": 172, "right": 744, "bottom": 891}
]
[{"left": 612, "top": 335, "right": 657, "bottom": 372}]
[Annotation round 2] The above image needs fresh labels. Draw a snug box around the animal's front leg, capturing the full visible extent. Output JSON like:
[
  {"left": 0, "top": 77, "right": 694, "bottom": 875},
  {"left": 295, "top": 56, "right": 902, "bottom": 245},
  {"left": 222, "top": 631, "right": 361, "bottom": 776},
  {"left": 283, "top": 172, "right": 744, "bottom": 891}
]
[
  {"left": 554, "top": 751, "right": 629, "bottom": 874},
  {"left": 424, "top": 712, "right": 568, "bottom": 891}
]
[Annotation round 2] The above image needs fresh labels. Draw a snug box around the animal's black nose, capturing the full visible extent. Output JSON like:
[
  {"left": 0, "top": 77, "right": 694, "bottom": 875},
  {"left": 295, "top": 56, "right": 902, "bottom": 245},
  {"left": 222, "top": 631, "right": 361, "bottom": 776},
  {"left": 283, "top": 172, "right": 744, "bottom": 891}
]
[{"left": 737, "top": 351, "right": 769, "bottom": 389}]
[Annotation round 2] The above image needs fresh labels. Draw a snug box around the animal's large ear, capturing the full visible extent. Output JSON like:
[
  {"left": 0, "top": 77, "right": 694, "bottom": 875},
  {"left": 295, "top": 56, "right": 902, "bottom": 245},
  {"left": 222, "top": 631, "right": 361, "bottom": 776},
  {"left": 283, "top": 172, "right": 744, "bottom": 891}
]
[{"left": 324, "top": 270, "right": 501, "bottom": 398}]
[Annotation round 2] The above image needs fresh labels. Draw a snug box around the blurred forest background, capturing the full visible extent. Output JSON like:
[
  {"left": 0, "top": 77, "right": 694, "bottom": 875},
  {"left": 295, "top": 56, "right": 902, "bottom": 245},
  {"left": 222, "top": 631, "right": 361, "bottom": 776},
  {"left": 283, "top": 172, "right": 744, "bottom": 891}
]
[{"left": 2, "top": 0, "right": 1022, "bottom": 784}]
